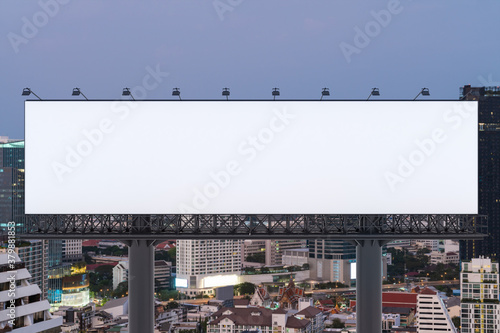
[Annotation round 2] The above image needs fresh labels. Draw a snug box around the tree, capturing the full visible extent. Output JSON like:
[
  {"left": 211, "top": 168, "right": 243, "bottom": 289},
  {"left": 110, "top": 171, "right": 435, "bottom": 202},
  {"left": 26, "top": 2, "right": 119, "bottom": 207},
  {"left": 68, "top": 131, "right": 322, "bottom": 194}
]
[
  {"left": 302, "top": 263, "right": 309, "bottom": 270},
  {"left": 329, "top": 318, "right": 345, "bottom": 329},
  {"left": 112, "top": 281, "right": 128, "bottom": 298},
  {"left": 168, "top": 247, "right": 177, "bottom": 261},
  {"left": 84, "top": 253, "right": 95, "bottom": 264},
  {"left": 451, "top": 316, "right": 460, "bottom": 329},
  {"left": 234, "top": 282, "right": 256, "bottom": 295},
  {"left": 158, "top": 289, "right": 181, "bottom": 301},
  {"left": 243, "top": 267, "right": 256, "bottom": 274},
  {"left": 246, "top": 252, "right": 265, "bottom": 263},
  {"left": 165, "top": 301, "right": 180, "bottom": 309}
]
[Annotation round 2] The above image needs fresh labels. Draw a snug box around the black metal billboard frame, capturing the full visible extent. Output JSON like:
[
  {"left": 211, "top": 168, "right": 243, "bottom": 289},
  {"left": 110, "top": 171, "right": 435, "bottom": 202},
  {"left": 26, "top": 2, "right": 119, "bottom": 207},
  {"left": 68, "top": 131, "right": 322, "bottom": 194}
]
[{"left": 21, "top": 214, "right": 486, "bottom": 240}]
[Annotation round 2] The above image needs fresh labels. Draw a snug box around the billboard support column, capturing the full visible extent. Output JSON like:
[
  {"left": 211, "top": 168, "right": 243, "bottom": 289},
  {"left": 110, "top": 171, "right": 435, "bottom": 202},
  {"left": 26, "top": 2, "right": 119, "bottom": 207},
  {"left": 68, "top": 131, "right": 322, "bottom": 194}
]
[
  {"left": 354, "top": 239, "right": 384, "bottom": 333},
  {"left": 123, "top": 238, "right": 156, "bottom": 333}
]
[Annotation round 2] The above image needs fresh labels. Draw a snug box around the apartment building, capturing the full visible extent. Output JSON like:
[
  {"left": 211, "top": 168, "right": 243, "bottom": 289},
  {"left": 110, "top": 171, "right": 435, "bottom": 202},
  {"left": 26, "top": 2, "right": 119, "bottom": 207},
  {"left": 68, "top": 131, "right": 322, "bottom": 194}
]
[
  {"left": 461, "top": 257, "right": 500, "bottom": 333},
  {"left": 176, "top": 239, "right": 241, "bottom": 295}
]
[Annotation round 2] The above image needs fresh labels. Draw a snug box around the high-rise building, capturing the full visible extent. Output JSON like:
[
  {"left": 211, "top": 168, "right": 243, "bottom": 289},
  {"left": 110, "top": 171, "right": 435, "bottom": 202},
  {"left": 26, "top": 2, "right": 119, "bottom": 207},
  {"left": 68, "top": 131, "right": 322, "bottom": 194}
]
[
  {"left": 308, "top": 240, "right": 387, "bottom": 286},
  {"left": 416, "top": 287, "right": 457, "bottom": 332},
  {"left": 62, "top": 239, "right": 83, "bottom": 264},
  {"left": 154, "top": 260, "right": 173, "bottom": 291},
  {"left": 461, "top": 86, "right": 500, "bottom": 260},
  {"left": 0, "top": 140, "right": 25, "bottom": 234},
  {"left": 307, "top": 240, "right": 357, "bottom": 285},
  {"left": 0, "top": 252, "right": 63, "bottom": 332},
  {"left": 176, "top": 239, "right": 241, "bottom": 296},
  {"left": 242, "top": 239, "right": 306, "bottom": 266},
  {"left": 0, "top": 239, "right": 49, "bottom": 300},
  {"left": 460, "top": 257, "right": 500, "bottom": 333},
  {"left": 112, "top": 259, "right": 173, "bottom": 292},
  {"left": 0, "top": 139, "right": 51, "bottom": 301}
]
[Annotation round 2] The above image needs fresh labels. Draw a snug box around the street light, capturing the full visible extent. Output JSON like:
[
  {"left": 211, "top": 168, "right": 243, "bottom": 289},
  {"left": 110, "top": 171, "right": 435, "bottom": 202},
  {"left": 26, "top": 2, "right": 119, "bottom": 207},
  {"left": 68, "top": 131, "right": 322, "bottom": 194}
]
[
  {"left": 172, "top": 88, "right": 181, "bottom": 100},
  {"left": 222, "top": 88, "right": 230, "bottom": 100},
  {"left": 321, "top": 88, "right": 330, "bottom": 100},
  {"left": 414, "top": 88, "right": 430, "bottom": 100},
  {"left": 72, "top": 88, "right": 88, "bottom": 100},
  {"left": 122, "top": 88, "right": 135, "bottom": 100},
  {"left": 21, "top": 88, "right": 41, "bottom": 100},
  {"left": 367, "top": 88, "right": 380, "bottom": 100},
  {"left": 272, "top": 88, "right": 280, "bottom": 100}
]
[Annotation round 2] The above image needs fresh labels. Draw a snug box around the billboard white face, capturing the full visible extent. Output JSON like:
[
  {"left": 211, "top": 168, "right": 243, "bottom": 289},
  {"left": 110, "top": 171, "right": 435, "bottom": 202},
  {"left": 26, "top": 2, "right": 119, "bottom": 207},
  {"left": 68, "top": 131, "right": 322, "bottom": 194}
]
[{"left": 25, "top": 101, "right": 478, "bottom": 214}]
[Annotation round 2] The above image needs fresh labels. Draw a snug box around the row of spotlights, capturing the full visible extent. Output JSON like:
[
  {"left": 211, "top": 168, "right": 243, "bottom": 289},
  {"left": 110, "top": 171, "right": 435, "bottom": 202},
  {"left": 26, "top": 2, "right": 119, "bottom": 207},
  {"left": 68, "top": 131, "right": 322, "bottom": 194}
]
[{"left": 22, "top": 87, "right": 431, "bottom": 100}]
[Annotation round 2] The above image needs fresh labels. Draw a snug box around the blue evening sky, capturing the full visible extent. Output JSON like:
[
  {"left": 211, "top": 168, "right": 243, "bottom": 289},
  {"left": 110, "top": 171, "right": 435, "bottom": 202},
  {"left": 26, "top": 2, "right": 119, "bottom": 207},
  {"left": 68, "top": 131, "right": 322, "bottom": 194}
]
[{"left": 1, "top": 0, "right": 499, "bottom": 138}]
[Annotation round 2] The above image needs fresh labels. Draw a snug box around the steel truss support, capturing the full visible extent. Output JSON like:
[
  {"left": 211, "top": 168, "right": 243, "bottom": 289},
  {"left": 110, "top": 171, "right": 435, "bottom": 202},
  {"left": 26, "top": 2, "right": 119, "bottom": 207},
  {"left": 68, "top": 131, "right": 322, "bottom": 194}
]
[{"left": 22, "top": 214, "right": 487, "bottom": 240}]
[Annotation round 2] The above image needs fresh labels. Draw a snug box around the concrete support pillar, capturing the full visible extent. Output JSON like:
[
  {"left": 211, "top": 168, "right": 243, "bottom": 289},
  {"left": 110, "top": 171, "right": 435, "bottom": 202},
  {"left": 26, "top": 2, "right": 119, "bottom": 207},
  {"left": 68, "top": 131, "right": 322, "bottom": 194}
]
[
  {"left": 355, "top": 239, "right": 383, "bottom": 333},
  {"left": 126, "top": 239, "right": 156, "bottom": 333}
]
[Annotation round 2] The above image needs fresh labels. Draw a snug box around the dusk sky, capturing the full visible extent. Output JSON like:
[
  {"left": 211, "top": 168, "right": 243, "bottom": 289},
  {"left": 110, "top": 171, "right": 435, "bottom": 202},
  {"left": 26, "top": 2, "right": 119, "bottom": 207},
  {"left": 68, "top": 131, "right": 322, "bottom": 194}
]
[{"left": 1, "top": 0, "right": 499, "bottom": 139}]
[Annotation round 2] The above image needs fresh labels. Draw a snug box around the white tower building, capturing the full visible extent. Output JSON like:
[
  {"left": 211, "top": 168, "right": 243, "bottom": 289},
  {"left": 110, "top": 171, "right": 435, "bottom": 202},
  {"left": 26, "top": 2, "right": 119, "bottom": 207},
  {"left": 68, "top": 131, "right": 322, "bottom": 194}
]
[
  {"left": 460, "top": 257, "right": 500, "bottom": 333},
  {"left": 0, "top": 253, "right": 63, "bottom": 332},
  {"left": 416, "top": 287, "right": 457, "bottom": 332},
  {"left": 176, "top": 239, "right": 242, "bottom": 296}
]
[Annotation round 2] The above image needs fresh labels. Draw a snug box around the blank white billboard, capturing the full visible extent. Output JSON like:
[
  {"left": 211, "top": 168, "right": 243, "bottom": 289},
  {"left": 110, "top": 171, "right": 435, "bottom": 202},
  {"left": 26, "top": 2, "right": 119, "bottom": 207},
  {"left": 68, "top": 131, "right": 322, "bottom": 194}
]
[{"left": 25, "top": 101, "right": 478, "bottom": 214}]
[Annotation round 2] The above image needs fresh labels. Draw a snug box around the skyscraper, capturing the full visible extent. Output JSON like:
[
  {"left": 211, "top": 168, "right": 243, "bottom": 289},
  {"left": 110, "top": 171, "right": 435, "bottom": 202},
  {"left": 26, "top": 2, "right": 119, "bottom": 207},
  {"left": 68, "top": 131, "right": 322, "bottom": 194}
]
[
  {"left": 0, "top": 140, "right": 25, "bottom": 234},
  {"left": 176, "top": 239, "right": 241, "bottom": 296},
  {"left": 461, "top": 86, "right": 500, "bottom": 260}
]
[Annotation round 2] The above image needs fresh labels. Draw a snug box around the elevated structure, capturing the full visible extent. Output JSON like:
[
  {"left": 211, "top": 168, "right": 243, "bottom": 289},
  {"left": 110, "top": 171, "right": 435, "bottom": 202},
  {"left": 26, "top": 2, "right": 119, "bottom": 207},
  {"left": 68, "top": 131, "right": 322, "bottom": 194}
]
[
  {"left": 22, "top": 214, "right": 484, "bottom": 240},
  {"left": 20, "top": 214, "right": 486, "bottom": 333}
]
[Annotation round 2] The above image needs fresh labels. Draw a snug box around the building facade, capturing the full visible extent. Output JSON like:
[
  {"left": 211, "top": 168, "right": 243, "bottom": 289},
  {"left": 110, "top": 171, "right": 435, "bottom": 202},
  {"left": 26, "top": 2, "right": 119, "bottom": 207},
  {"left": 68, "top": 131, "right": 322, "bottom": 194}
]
[
  {"left": 282, "top": 248, "right": 309, "bottom": 267},
  {"left": 307, "top": 240, "right": 356, "bottom": 285},
  {"left": 460, "top": 85, "right": 500, "bottom": 260},
  {"left": 416, "top": 287, "right": 457, "bottom": 332},
  {"left": 48, "top": 262, "right": 90, "bottom": 311},
  {"left": 0, "top": 253, "right": 63, "bottom": 332},
  {"left": 242, "top": 240, "right": 306, "bottom": 267},
  {"left": 176, "top": 239, "right": 241, "bottom": 295},
  {"left": 62, "top": 240, "right": 83, "bottom": 264},
  {"left": 460, "top": 257, "right": 500, "bottom": 333},
  {"left": 0, "top": 140, "right": 25, "bottom": 235},
  {"left": 113, "top": 260, "right": 129, "bottom": 290},
  {"left": 154, "top": 260, "right": 173, "bottom": 291}
]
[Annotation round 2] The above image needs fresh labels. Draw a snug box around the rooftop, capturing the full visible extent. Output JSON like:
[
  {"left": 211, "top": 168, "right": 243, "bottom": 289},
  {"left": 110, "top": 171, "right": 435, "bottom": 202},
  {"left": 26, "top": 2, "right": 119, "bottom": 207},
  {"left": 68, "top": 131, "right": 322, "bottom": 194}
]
[
  {"left": 211, "top": 307, "right": 309, "bottom": 329},
  {"left": 0, "top": 140, "right": 24, "bottom": 148},
  {"left": 101, "top": 297, "right": 128, "bottom": 311},
  {"left": 296, "top": 306, "right": 322, "bottom": 318}
]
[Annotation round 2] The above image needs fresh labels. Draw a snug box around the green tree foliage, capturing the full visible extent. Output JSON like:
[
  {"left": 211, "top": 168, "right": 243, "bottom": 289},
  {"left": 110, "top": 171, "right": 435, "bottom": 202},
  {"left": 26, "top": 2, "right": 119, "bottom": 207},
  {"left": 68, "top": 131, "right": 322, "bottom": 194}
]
[
  {"left": 88, "top": 265, "right": 114, "bottom": 296},
  {"left": 84, "top": 253, "right": 95, "bottom": 265},
  {"left": 155, "top": 246, "right": 176, "bottom": 263},
  {"left": 451, "top": 316, "right": 460, "bottom": 329},
  {"left": 234, "top": 282, "right": 257, "bottom": 295},
  {"left": 328, "top": 318, "right": 345, "bottom": 329},
  {"left": 165, "top": 301, "right": 180, "bottom": 309},
  {"left": 112, "top": 281, "right": 128, "bottom": 298},
  {"left": 386, "top": 248, "right": 459, "bottom": 283},
  {"left": 246, "top": 252, "right": 265, "bottom": 263},
  {"left": 158, "top": 289, "right": 181, "bottom": 301}
]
